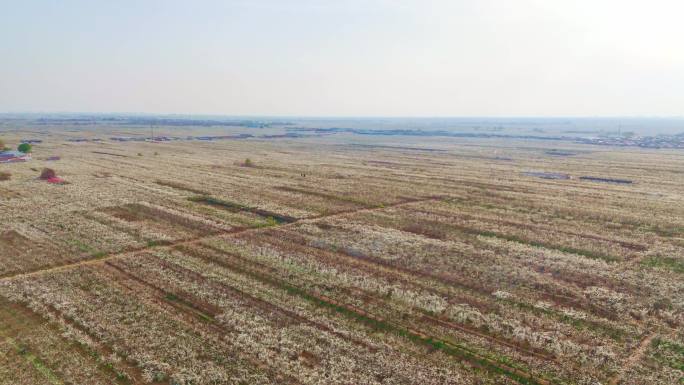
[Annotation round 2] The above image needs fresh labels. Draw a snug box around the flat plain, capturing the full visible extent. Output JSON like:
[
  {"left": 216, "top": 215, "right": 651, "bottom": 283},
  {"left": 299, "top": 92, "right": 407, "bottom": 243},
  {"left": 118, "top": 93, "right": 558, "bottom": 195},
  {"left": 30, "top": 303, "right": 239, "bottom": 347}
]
[{"left": 0, "top": 122, "right": 682, "bottom": 385}]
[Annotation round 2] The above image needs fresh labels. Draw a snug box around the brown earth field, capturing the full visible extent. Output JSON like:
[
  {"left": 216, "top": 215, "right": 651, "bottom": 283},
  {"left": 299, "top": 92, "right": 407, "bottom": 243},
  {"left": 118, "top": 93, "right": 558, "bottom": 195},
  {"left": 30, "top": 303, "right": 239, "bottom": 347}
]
[{"left": 0, "top": 127, "right": 682, "bottom": 385}]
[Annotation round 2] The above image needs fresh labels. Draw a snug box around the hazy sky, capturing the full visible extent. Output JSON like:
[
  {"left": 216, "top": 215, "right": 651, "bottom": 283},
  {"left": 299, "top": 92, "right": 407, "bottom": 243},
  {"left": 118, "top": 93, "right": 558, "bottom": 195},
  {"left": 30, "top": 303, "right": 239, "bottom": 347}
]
[{"left": 1, "top": 0, "right": 682, "bottom": 116}]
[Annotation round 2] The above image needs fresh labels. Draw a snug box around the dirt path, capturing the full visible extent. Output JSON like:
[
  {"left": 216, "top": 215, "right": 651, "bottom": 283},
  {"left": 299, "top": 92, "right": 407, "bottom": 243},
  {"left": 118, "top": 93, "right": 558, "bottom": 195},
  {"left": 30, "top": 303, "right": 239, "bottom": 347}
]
[
  {"left": 608, "top": 332, "right": 657, "bottom": 385},
  {"left": 0, "top": 196, "right": 440, "bottom": 282}
]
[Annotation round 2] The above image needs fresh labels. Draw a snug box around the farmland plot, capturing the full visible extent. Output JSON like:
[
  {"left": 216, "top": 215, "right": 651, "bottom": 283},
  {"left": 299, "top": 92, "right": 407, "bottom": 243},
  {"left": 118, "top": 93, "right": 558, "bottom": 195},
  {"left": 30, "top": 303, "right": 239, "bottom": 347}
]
[{"left": 0, "top": 127, "right": 682, "bottom": 384}]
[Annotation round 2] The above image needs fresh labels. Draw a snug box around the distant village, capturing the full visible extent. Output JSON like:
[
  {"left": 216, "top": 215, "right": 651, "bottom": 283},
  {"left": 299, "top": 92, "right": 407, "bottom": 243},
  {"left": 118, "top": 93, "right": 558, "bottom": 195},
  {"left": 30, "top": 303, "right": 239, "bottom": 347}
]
[{"left": 576, "top": 134, "right": 684, "bottom": 149}]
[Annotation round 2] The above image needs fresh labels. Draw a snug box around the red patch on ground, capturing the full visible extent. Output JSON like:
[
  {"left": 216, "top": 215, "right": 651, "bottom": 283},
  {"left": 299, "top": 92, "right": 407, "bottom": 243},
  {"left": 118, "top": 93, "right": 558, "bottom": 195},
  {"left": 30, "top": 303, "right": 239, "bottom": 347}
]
[{"left": 47, "top": 177, "right": 65, "bottom": 184}]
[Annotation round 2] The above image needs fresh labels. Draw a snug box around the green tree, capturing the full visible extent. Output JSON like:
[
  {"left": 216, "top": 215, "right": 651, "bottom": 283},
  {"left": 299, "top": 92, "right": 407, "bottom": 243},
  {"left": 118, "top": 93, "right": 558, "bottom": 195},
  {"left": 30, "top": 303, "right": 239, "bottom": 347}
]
[{"left": 17, "top": 143, "right": 32, "bottom": 153}]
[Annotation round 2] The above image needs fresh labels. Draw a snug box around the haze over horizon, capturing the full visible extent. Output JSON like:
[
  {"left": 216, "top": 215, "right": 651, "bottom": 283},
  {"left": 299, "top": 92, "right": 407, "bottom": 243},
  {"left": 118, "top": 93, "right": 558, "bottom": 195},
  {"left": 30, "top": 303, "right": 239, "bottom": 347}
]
[{"left": 2, "top": 0, "right": 683, "bottom": 117}]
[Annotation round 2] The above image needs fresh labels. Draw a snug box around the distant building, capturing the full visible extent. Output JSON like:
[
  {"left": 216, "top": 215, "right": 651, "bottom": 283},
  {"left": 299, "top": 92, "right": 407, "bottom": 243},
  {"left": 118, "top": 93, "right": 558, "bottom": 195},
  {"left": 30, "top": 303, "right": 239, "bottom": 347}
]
[{"left": 0, "top": 151, "right": 32, "bottom": 163}]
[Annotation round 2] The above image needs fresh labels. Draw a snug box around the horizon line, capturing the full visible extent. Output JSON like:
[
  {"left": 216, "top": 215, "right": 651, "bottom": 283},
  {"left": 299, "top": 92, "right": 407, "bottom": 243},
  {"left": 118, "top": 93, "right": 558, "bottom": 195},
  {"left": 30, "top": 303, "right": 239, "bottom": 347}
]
[{"left": 1, "top": 112, "right": 684, "bottom": 120}]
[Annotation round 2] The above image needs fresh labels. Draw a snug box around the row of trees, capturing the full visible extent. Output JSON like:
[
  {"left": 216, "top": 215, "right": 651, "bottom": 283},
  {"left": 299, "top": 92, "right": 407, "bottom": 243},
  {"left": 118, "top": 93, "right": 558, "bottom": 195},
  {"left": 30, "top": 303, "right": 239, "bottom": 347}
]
[{"left": 0, "top": 138, "right": 32, "bottom": 153}]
